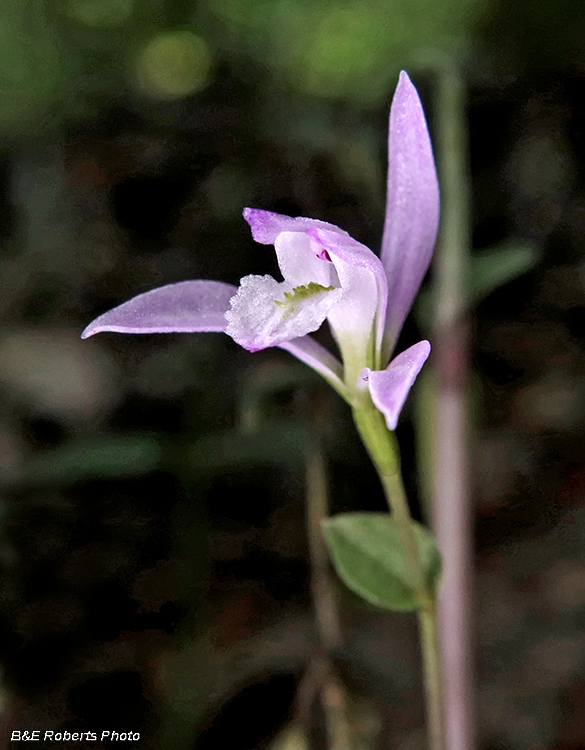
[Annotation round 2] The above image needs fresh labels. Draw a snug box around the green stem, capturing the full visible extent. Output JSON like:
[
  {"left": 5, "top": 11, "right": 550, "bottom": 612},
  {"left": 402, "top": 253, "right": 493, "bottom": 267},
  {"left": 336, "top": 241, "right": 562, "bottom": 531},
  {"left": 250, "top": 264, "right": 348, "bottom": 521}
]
[
  {"left": 434, "top": 63, "right": 470, "bottom": 328},
  {"left": 352, "top": 401, "right": 426, "bottom": 599},
  {"left": 419, "top": 601, "right": 446, "bottom": 750},
  {"left": 352, "top": 398, "right": 445, "bottom": 750}
]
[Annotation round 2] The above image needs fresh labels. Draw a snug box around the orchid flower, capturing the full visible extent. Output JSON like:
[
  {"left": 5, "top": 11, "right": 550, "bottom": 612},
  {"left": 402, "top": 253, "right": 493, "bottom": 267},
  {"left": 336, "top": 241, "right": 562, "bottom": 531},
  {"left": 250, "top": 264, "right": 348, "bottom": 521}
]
[{"left": 82, "top": 72, "right": 439, "bottom": 431}]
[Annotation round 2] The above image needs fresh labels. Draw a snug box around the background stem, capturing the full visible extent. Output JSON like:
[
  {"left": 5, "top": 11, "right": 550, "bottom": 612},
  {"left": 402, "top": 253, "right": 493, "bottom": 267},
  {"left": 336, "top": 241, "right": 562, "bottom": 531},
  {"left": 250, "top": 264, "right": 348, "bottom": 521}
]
[
  {"left": 306, "top": 443, "right": 343, "bottom": 651},
  {"left": 302, "top": 389, "right": 351, "bottom": 749},
  {"left": 430, "top": 62, "right": 475, "bottom": 750}
]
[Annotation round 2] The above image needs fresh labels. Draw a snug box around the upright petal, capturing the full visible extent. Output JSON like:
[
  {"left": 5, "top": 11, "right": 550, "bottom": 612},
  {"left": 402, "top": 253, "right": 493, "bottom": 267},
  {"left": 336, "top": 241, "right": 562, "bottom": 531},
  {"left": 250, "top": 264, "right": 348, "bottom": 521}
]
[
  {"left": 362, "top": 340, "right": 431, "bottom": 431},
  {"left": 244, "top": 207, "right": 346, "bottom": 245},
  {"left": 275, "top": 231, "right": 339, "bottom": 289},
  {"left": 308, "top": 227, "right": 388, "bottom": 371},
  {"left": 81, "top": 280, "right": 237, "bottom": 338},
  {"left": 381, "top": 72, "right": 440, "bottom": 360}
]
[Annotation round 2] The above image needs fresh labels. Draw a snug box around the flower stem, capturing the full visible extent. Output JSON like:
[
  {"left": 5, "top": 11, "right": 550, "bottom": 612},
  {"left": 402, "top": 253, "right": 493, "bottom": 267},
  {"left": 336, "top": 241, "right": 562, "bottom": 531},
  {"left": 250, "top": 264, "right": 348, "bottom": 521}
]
[{"left": 352, "top": 399, "right": 445, "bottom": 750}]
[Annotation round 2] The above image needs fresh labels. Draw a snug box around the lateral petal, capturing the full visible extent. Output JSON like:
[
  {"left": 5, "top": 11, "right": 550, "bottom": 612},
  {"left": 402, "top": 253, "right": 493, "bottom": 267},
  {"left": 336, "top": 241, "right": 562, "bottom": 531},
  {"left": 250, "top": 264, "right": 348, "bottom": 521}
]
[
  {"left": 362, "top": 340, "right": 431, "bottom": 431},
  {"left": 280, "top": 335, "right": 346, "bottom": 396},
  {"left": 81, "top": 280, "right": 237, "bottom": 338}
]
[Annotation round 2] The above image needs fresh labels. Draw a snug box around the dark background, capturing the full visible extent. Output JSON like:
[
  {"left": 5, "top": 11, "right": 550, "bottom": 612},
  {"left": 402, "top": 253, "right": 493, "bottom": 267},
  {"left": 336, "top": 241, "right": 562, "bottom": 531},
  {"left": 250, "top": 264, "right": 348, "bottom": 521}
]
[{"left": 2, "top": 0, "right": 585, "bottom": 748}]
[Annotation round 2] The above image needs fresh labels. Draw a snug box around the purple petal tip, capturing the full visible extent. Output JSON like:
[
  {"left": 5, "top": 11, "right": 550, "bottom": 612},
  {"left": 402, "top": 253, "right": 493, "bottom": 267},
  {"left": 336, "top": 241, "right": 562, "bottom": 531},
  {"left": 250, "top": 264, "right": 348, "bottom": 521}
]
[
  {"left": 380, "top": 71, "right": 440, "bottom": 357},
  {"left": 81, "top": 280, "right": 237, "bottom": 339},
  {"left": 366, "top": 340, "right": 431, "bottom": 431}
]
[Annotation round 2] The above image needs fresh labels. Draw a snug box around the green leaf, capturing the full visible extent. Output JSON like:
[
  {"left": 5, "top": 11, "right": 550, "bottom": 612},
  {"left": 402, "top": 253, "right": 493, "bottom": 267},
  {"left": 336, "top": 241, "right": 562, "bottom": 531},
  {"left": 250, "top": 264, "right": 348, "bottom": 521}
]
[
  {"left": 322, "top": 512, "right": 441, "bottom": 612},
  {"left": 470, "top": 241, "right": 538, "bottom": 304}
]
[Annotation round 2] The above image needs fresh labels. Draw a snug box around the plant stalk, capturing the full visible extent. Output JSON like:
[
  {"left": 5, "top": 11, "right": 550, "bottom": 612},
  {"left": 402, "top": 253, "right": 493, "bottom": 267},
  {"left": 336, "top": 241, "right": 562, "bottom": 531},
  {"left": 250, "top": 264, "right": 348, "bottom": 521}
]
[{"left": 353, "top": 399, "right": 445, "bottom": 750}]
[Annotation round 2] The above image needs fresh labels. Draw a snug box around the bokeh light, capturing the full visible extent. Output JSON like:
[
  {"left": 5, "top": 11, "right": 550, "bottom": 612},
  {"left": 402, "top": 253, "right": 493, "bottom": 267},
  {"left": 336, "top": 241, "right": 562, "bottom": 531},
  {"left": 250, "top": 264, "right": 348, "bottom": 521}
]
[
  {"left": 134, "top": 30, "right": 212, "bottom": 100},
  {"left": 205, "top": 0, "right": 489, "bottom": 104},
  {"left": 63, "top": 0, "right": 134, "bottom": 27},
  {"left": 292, "top": 4, "right": 391, "bottom": 100}
]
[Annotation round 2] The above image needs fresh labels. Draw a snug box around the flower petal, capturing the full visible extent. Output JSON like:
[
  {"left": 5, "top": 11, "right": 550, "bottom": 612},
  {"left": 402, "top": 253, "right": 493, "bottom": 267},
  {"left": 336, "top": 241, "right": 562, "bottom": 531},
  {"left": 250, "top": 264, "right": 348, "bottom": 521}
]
[
  {"left": 362, "top": 340, "right": 431, "bottom": 431},
  {"left": 82, "top": 274, "right": 348, "bottom": 398},
  {"left": 244, "top": 207, "right": 346, "bottom": 245},
  {"left": 381, "top": 72, "right": 440, "bottom": 359},
  {"left": 81, "top": 280, "right": 237, "bottom": 339},
  {"left": 280, "top": 335, "right": 346, "bottom": 396},
  {"left": 275, "top": 231, "right": 339, "bottom": 289},
  {"left": 225, "top": 274, "right": 342, "bottom": 352},
  {"left": 308, "top": 228, "right": 388, "bottom": 369}
]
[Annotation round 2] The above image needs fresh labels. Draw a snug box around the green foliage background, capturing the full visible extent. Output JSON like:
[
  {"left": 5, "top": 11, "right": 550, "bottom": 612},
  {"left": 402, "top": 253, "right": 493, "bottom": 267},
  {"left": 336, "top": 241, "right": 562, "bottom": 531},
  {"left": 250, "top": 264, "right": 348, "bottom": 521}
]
[{"left": 2, "top": 0, "right": 585, "bottom": 749}]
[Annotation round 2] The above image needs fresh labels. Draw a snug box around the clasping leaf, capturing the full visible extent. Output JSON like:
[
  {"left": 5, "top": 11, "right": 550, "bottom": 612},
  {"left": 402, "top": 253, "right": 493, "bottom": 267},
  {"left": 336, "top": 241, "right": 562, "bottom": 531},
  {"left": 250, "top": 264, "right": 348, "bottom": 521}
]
[{"left": 322, "top": 512, "right": 442, "bottom": 612}]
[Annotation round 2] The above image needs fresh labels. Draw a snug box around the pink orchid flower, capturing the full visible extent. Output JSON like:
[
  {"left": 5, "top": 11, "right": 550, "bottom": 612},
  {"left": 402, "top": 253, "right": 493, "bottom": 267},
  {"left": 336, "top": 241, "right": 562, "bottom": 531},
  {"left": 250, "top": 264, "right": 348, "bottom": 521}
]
[{"left": 82, "top": 72, "right": 439, "bottom": 430}]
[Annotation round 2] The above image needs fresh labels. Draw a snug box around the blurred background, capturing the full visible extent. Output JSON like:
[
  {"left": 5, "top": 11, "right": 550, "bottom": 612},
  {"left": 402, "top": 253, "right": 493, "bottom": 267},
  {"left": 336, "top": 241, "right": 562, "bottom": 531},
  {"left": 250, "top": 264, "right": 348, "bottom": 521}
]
[{"left": 2, "top": 0, "right": 585, "bottom": 748}]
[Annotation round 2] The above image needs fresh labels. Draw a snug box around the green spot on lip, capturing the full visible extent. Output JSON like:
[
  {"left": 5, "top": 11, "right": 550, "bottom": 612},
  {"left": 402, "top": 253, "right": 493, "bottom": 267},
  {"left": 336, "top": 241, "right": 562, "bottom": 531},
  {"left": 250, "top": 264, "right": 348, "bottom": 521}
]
[{"left": 274, "top": 282, "right": 336, "bottom": 318}]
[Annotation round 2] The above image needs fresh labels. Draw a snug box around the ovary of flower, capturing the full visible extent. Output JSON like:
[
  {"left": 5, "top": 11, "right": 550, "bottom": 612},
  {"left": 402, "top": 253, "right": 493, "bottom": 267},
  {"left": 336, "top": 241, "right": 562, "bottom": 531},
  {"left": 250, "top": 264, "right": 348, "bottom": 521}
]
[{"left": 81, "top": 71, "right": 439, "bottom": 432}]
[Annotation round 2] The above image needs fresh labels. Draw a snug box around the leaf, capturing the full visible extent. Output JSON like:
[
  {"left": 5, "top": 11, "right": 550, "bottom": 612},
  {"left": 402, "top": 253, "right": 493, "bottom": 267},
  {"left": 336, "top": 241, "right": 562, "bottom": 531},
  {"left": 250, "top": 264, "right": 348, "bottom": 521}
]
[
  {"left": 322, "top": 512, "right": 441, "bottom": 612},
  {"left": 470, "top": 241, "right": 538, "bottom": 304}
]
